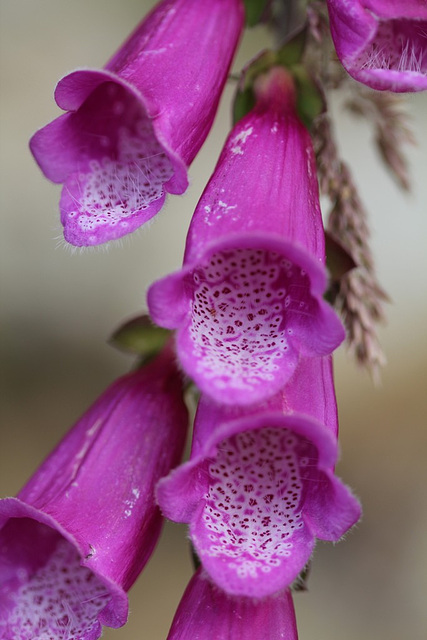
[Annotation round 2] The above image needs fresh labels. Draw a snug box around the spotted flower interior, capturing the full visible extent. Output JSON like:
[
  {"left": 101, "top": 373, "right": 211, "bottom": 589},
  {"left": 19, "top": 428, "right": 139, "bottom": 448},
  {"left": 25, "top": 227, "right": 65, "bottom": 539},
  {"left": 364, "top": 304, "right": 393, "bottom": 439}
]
[
  {"left": 0, "top": 519, "right": 109, "bottom": 640},
  {"left": 60, "top": 82, "right": 174, "bottom": 246},
  {"left": 182, "top": 248, "right": 319, "bottom": 403},
  {"left": 359, "top": 18, "right": 427, "bottom": 75},
  {"left": 191, "top": 426, "right": 316, "bottom": 597}
]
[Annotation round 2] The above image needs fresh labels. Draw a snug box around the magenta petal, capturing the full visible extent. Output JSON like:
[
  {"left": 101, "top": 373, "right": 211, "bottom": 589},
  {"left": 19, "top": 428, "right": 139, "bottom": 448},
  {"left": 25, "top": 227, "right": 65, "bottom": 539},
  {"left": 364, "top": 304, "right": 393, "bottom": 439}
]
[
  {"left": 0, "top": 347, "right": 188, "bottom": 638},
  {"left": 167, "top": 568, "right": 298, "bottom": 640},
  {"left": 29, "top": 0, "right": 244, "bottom": 246},
  {"left": 148, "top": 68, "right": 344, "bottom": 406},
  {"left": 327, "top": 0, "right": 427, "bottom": 91},
  {"left": 304, "top": 471, "right": 362, "bottom": 541},
  {"left": 157, "top": 391, "right": 360, "bottom": 597},
  {"left": 280, "top": 355, "right": 338, "bottom": 437},
  {"left": 0, "top": 506, "right": 109, "bottom": 640}
]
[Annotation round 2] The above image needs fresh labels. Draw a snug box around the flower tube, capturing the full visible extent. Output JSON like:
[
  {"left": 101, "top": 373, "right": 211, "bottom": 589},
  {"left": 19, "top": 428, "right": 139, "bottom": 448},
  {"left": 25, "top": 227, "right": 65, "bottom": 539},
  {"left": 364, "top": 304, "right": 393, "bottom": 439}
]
[
  {"left": 157, "top": 357, "right": 360, "bottom": 598},
  {"left": 148, "top": 67, "right": 345, "bottom": 406},
  {"left": 327, "top": 0, "right": 427, "bottom": 91},
  {"left": 0, "top": 346, "right": 188, "bottom": 639},
  {"left": 30, "top": 0, "right": 244, "bottom": 246},
  {"left": 167, "top": 568, "right": 298, "bottom": 640}
]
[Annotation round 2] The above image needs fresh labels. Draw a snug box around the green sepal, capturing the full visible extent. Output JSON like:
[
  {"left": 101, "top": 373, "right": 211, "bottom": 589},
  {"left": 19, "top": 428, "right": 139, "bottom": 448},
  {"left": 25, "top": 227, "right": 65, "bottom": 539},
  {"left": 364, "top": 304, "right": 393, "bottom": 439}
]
[
  {"left": 290, "top": 64, "right": 325, "bottom": 129},
  {"left": 233, "top": 86, "right": 256, "bottom": 125},
  {"left": 232, "top": 49, "right": 277, "bottom": 125},
  {"left": 242, "top": 0, "right": 270, "bottom": 27},
  {"left": 276, "top": 29, "right": 307, "bottom": 67},
  {"left": 232, "top": 29, "right": 323, "bottom": 128},
  {"left": 109, "top": 314, "right": 171, "bottom": 361}
]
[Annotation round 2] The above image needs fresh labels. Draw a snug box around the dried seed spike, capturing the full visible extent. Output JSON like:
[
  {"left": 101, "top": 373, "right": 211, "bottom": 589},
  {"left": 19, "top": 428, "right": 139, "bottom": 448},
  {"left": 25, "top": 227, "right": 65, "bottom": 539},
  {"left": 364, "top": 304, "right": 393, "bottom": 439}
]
[
  {"left": 345, "top": 88, "right": 415, "bottom": 191},
  {"left": 313, "top": 112, "right": 388, "bottom": 376}
]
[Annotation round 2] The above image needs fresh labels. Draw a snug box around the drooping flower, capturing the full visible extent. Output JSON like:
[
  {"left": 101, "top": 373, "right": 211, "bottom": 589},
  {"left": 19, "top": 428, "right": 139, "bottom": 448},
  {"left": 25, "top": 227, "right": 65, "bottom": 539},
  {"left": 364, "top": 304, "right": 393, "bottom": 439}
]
[
  {"left": 148, "top": 67, "right": 345, "bottom": 406},
  {"left": 167, "top": 567, "right": 298, "bottom": 640},
  {"left": 157, "top": 356, "right": 361, "bottom": 598},
  {"left": 29, "top": 0, "right": 244, "bottom": 247},
  {"left": 0, "top": 346, "right": 188, "bottom": 639},
  {"left": 326, "top": 0, "right": 427, "bottom": 91}
]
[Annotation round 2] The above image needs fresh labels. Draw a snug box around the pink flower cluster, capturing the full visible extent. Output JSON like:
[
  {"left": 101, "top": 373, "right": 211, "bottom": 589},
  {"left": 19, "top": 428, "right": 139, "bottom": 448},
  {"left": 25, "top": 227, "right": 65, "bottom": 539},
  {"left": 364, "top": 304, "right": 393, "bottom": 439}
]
[
  {"left": 151, "top": 66, "right": 361, "bottom": 637},
  {"left": 2, "top": 0, "right": 425, "bottom": 638}
]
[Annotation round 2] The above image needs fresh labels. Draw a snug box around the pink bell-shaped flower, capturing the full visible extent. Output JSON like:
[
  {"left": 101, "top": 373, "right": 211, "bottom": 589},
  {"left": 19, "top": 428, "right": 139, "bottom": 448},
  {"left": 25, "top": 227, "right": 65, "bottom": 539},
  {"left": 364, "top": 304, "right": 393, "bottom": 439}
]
[
  {"left": 148, "top": 67, "right": 345, "bottom": 406},
  {"left": 0, "top": 346, "right": 188, "bottom": 639},
  {"left": 157, "top": 357, "right": 360, "bottom": 598},
  {"left": 30, "top": 0, "right": 244, "bottom": 246}
]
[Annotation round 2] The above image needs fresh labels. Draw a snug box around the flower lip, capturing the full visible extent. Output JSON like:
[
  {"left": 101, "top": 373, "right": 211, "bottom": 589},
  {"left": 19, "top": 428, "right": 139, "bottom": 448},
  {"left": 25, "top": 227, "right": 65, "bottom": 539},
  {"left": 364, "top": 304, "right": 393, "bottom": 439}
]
[
  {"left": 0, "top": 498, "right": 127, "bottom": 631},
  {"left": 53, "top": 68, "right": 187, "bottom": 193},
  {"left": 185, "top": 232, "right": 328, "bottom": 292},
  {"left": 148, "top": 231, "right": 328, "bottom": 324},
  {"left": 149, "top": 233, "right": 344, "bottom": 406},
  {"left": 164, "top": 410, "right": 339, "bottom": 486}
]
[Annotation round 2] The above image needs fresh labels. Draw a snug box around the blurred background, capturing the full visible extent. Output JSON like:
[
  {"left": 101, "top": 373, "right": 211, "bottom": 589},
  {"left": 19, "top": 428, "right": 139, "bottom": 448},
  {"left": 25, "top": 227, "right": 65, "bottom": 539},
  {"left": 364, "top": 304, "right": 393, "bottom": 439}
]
[{"left": 1, "top": 1, "right": 426, "bottom": 639}]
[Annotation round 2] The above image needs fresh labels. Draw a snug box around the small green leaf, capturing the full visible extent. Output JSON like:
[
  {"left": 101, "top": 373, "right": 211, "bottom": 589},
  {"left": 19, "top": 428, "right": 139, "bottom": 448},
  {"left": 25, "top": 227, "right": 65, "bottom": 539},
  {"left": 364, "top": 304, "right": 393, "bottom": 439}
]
[
  {"left": 109, "top": 315, "right": 170, "bottom": 359},
  {"left": 242, "top": 50, "right": 278, "bottom": 90},
  {"left": 233, "top": 86, "right": 256, "bottom": 125},
  {"left": 276, "top": 29, "right": 307, "bottom": 66},
  {"left": 290, "top": 64, "right": 325, "bottom": 129},
  {"left": 243, "top": 0, "right": 270, "bottom": 27},
  {"left": 232, "top": 49, "right": 277, "bottom": 124}
]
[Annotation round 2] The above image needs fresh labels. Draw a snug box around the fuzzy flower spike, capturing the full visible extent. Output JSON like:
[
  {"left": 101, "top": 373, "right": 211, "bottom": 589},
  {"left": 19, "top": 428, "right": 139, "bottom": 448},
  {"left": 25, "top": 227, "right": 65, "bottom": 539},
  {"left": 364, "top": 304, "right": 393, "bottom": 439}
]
[
  {"left": 157, "top": 356, "right": 361, "bottom": 598},
  {"left": 0, "top": 345, "right": 188, "bottom": 640},
  {"left": 148, "top": 67, "right": 345, "bottom": 406},
  {"left": 29, "top": 0, "right": 244, "bottom": 246},
  {"left": 327, "top": 0, "right": 427, "bottom": 91}
]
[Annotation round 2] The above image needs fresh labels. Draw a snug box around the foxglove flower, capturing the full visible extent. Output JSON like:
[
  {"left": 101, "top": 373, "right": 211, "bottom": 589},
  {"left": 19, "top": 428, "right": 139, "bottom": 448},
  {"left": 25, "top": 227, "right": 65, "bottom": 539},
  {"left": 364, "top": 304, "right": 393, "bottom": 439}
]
[
  {"left": 167, "top": 567, "right": 298, "bottom": 639},
  {"left": 157, "top": 356, "right": 361, "bottom": 598},
  {"left": 327, "top": 0, "right": 427, "bottom": 91},
  {"left": 148, "top": 67, "right": 345, "bottom": 406},
  {"left": 29, "top": 0, "right": 244, "bottom": 246},
  {"left": 0, "top": 346, "right": 188, "bottom": 639}
]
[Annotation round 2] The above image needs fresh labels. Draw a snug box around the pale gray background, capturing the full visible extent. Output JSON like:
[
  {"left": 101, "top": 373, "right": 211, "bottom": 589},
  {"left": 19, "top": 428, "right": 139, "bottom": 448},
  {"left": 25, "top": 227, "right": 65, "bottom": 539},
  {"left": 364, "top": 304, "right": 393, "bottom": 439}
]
[{"left": 1, "top": 2, "right": 426, "bottom": 639}]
